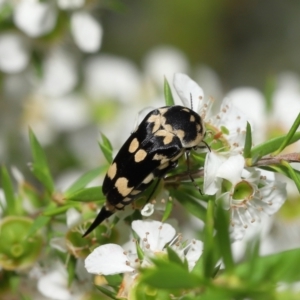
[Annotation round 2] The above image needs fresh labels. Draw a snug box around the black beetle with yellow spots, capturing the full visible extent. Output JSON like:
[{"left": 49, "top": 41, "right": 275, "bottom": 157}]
[{"left": 83, "top": 105, "right": 207, "bottom": 237}]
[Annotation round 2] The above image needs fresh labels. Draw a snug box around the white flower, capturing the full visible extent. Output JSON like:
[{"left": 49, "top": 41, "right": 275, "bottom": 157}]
[
  {"left": 85, "top": 243, "right": 137, "bottom": 276},
  {"left": 0, "top": 33, "right": 29, "bottom": 73},
  {"left": 173, "top": 72, "right": 213, "bottom": 118},
  {"left": 37, "top": 262, "right": 86, "bottom": 300},
  {"left": 83, "top": 54, "right": 141, "bottom": 102},
  {"left": 205, "top": 153, "right": 287, "bottom": 240},
  {"left": 14, "top": 1, "right": 57, "bottom": 38},
  {"left": 71, "top": 11, "right": 103, "bottom": 53},
  {"left": 85, "top": 220, "right": 202, "bottom": 276},
  {"left": 226, "top": 87, "right": 266, "bottom": 143},
  {"left": 41, "top": 48, "right": 78, "bottom": 97},
  {"left": 143, "top": 46, "right": 189, "bottom": 87},
  {"left": 58, "top": 0, "right": 85, "bottom": 10}
]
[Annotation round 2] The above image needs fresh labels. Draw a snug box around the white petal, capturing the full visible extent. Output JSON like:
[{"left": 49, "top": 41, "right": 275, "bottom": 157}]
[
  {"left": 37, "top": 268, "right": 71, "bottom": 300},
  {"left": 85, "top": 244, "right": 135, "bottom": 275},
  {"left": 66, "top": 208, "right": 82, "bottom": 228},
  {"left": 260, "top": 181, "right": 287, "bottom": 215},
  {"left": 173, "top": 73, "right": 204, "bottom": 113},
  {"left": 185, "top": 240, "right": 203, "bottom": 271},
  {"left": 203, "top": 152, "right": 226, "bottom": 195},
  {"left": 216, "top": 154, "right": 245, "bottom": 185},
  {"left": 71, "top": 11, "right": 102, "bottom": 53},
  {"left": 132, "top": 220, "right": 176, "bottom": 252},
  {"left": 14, "top": 2, "right": 57, "bottom": 38},
  {"left": 0, "top": 33, "right": 29, "bottom": 73}
]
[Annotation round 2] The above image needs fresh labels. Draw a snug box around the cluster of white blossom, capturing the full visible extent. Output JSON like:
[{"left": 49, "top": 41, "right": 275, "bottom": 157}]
[{"left": 84, "top": 73, "right": 288, "bottom": 298}]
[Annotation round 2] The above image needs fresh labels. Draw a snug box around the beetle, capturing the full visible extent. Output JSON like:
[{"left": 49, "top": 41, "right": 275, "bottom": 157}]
[{"left": 83, "top": 105, "right": 207, "bottom": 237}]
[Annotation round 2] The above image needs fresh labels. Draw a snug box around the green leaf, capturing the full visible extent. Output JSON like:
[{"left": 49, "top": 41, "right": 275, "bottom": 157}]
[
  {"left": 236, "top": 248, "right": 300, "bottom": 284},
  {"left": 1, "top": 166, "right": 16, "bottom": 215},
  {"left": 167, "top": 247, "right": 186, "bottom": 268},
  {"left": 164, "top": 77, "right": 175, "bottom": 106},
  {"left": 67, "top": 255, "right": 76, "bottom": 286},
  {"left": 281, "top": 161, "right": 300, "bottom": 193},
  {"left": 243, "top": 122, "right": 252, "bottom": 159},
  {"left": 29, "top": 129, "right": 54, "bottom": 193},
  {"left": 65, "top": 186, "right": 105, "bottom": 203},
  {"left": 26, "top": 215, "right": 51, "bottom": 238},
  {"left": 171, "top": 186, "right": 206, "bottom": 221},
  {"left": 99, "top": 132, "right": 113, "bottom": 164},
  {"left": 202, "top": 199, "right": 217, "bottom": 278},
  {"left": 264, "top": 75, "right": 276, "bottom": 112},
  {"left": 215, "top": 205, "right": 234, "bottom": 273},
  {"left": 161, "top": 197, "right": 173, "bottom": 222},
  {"left": 105, "top": 274, "right": 123, "bottom": 287},
  {"left": 273, "top": 113, "right": 300, "bottom": 155},
  {"left": 96, "top": 285, "right": 117, "bottom": 299},
  {"left": 43, "top": 204, "right": 79, "bottom": 217},
  {"left": 141, "top": 260, "right": 202, "bottom": 289},
  {"left": 251, "top": 131, "right": 300, "bottom": 161},
  {"left": 65, "top": 166, "right": 107, "bottom": 196}
]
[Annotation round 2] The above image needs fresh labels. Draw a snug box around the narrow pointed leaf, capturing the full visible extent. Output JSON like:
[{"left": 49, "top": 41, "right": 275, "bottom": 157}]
[
  {"left": 96, "top": 286, "right": 117, "bottom": 299},
  {"left": 215, "top": 205, "right": 234, "bottom": 273},
  {"left": 203, "top": 199, "right": 216, "bottom": 278},
  {"left": 141, "top": 261, "right": 202, "bottom": 289},
  {"left": 273, "top": 113, "right": 300, "bottom": 155},
  {"left": 65, "top": 186, "right": 105, "bottom": 203},
  {"left": 164, "top": 77, "right": 175, "bottom": 106},
  {"left": 243, "top": 122, "right": 252, "bottom": 159},
  {"left": 172, "top": 189, "right": 206, "bottom": 221},
  {"left": 26, "top": 215, "right": 51, "bottom": 238},
  {"left": 29, "top": 129, "right": 54, "bottom": 193},
  {"left": 281, "top": 161, "right": 300, "bottom": 193},
  {"left": 1, "top": 166, "right": 16, "bottom": 215},
  {"left": 99, "top": 132, "right": 113, "bottom": 164},
  {"left": 43, "top": 204, "right": 80, "bottom": 216},
  {"left": 251, "top": 131, "right": 300, "bottom": 161},
  {"left": 161, "top": 197, "right": 173, "bottom": 222},
  {"left": 167, "top": 247, "right": 186, "bottom": 268},
  {"left": 65, "top": 166, "right": 106, "bottom": 196}
]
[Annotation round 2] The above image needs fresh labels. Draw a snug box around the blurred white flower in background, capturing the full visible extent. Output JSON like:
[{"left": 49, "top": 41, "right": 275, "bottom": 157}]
[
  {"left": 226, "top": 87, "right": 266, "bottom": 143},
  {"left": 37, "top": 261, "right": 90, "bottom": 300},
  {"left": 272, "top": 72, "right": 300, "bottom": 131},
  {"left": 13, "top": 0, "right": 57, "bottom": 38},
  {"left": 71, "top": 11, "right": 103, "bottom": 53},
  {"left": 143, "top": 46, "right": 189, "bottom": 88},
  {"left": 58, "top": 0, "right": 85, "bottom": 10},
  {"left": 41, "top": 48, "right": 78, "bottom": 97},
  {"left": 0, "top": 33, "right": 29, "bottom": 73},
  {"left": 84, "top": 54, "right": 141, "bottom": 102}
]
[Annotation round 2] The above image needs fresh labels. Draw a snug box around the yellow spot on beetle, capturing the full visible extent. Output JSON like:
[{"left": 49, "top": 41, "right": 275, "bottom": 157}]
[
  {"left": 143, "top": 173, "right": 154, "bottom": 184},
  {"left": 129, "top": 138, "right": 139, "bottom": 153},
  {"left": 153, "top": 153, "right": 169, "bottom": 164},
  {"left": 134, "top": 149, "right": 147, "bottom": 162},
  {"left": 107, "top": 162, "right": 117, "bottom": 179},
  {"left": 115, "top": 177, "right": 133, "bottom": 196}
]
